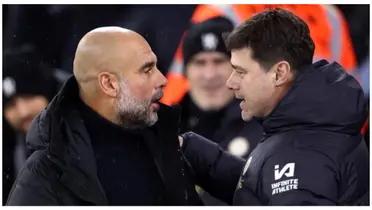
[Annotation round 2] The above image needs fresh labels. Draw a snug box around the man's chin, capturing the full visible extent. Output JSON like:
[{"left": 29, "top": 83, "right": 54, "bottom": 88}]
[
  {"left": 147, "top": 113, "right": 158, "bottom": 127},
  {"left": 241, "top": 111, "right": 253, "bottom": 122}
]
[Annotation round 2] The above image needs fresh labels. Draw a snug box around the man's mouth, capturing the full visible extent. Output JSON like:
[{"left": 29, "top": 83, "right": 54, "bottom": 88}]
[
  {"left": 239, "top": 99, "right": 244, "bottom": 107},
  {"left": 239, "top": 98, "right": 247, "bottom": 111},
  {"left": 235, "top": 94, "right": 244, "bottom": 100},
  {"left": 150, "top": 91, "right": 163, "bottom": 112},
  {"left": 202, "top": 83, "right": 224, "bottom": 91},
  {"left": 151, "top": 91, "right": 163, "bottom": 103}
]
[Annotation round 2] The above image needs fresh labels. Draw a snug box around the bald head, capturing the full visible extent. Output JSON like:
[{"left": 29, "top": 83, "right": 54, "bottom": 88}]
[
  {"left": 73, "top": 26, "right": 148, "bottom": 85},
  {"left": 73, "top": 26, "right": 166, "bottom": 127}
]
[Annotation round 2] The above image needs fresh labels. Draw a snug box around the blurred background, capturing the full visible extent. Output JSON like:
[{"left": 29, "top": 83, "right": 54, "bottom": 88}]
[{"left": 2, "top": 4, "right": 370, "bottom": 204}]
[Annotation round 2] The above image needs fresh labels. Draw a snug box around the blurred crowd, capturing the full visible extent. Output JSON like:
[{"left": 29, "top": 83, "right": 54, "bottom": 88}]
[{"left": 2, "top": 4, "right": 370, "bottom": 205}]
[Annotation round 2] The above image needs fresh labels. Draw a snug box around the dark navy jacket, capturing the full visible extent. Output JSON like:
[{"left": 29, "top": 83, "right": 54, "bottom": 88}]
[
  {"left": 181, "top": 60, "right": 369, "bottom": 205},
  {"left": 7, "top": 76, "right": 202, "bottom": 206}
]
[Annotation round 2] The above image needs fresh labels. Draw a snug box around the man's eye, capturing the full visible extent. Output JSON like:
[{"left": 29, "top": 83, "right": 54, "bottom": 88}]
[
  {"left": 193, "top": 60, "right": 205, "bottom": 66},
  {"left": 235, "top": 70, "right": 246, "bottom": 78},
  {"left": 214, "top": 58, "right": 228, "bottom": 65},
  {"left": 145, "top": 68, "right": 153, "bottom": 73}
]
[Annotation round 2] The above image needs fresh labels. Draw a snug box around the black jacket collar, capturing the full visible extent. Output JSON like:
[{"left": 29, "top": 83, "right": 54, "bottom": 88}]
[
  {"left": 262, "top": 60, "right": 367, "bottom": 136},
  {"left": 27, "top": 76, "right": 107, "bottom": 204}
]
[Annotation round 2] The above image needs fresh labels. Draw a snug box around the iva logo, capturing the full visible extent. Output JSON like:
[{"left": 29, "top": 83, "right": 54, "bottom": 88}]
[{"left": 274, "top": 163, "right": 295, "bottom": 180}]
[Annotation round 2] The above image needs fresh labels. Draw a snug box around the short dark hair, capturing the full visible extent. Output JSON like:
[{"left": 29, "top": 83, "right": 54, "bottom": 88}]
[{"left": 225, "top": 8, "right": 315, "bottom": 71}]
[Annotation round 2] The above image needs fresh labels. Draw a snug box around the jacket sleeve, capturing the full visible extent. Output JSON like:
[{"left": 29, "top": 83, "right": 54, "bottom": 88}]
[
  {"left": 7, "top": 151, "right": 60, "bottom": 205},
  {"left": 260, "top": 148, "right": 338, "bottom": 205},
  {"left": 181, "top": 132, "right": 245, "bottom": 204}
]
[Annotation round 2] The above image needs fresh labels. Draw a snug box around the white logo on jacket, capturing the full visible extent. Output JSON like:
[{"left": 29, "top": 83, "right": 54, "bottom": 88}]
[
  {"left": 271, "top": 162, "right": 298, "bottom": 195},
  {"left": 274, "top": 162, "right": 295, "bottom": 180}
]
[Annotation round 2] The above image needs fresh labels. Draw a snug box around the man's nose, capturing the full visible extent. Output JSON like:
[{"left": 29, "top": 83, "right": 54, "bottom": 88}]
[
  {"left": 226, "top": 72, "right": 238, "bottom": 90},
  {"left": 157, "top": 69, "right": 168, "bottom": 88},
  {"left": 202, "top": 63, "right": 217, "bottom": 80}
]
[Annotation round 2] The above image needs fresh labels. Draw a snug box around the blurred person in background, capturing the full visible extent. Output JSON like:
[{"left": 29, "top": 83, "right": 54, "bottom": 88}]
[
  {"left": 177, "top": 17, "right": 263, "bottom": 205},
  {"left": 2, "top": 47, "right": 66, "bottom": 203},
  {"left": 180, "top": 17, "right": 263, "bottom": 160},
  {"left": 6, "top": 27, "right": 201, "bottom": 206}
]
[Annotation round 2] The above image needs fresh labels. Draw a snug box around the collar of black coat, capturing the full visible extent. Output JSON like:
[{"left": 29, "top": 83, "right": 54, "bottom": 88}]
[
  {"left": 261, "top": 59, "right": 367, "bottom": 137},
  {"left": 26, "top": 76, "right": 190, "bottom": 205}
]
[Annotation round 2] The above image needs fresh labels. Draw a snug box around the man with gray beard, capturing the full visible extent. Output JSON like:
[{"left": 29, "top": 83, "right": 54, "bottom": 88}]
[
  {"left": 7, "top": 27, "right": 202, "bottom": 206},
  {"left": 116, "top": 78, "right": 162, "bottom": 129}
]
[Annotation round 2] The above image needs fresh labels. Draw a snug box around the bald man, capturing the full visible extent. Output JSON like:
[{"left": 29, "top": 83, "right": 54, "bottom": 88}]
[{"left": 6, "top": 27, "right": 202, "bottom": 206}]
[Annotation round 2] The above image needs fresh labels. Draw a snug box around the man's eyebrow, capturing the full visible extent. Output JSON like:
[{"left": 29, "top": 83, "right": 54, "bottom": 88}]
[
  {"left": 231, "top": 64, "right": 247, "bottom": 71},
  {"left": 139, "top": 60, "right": 156, "bottom": 71}
]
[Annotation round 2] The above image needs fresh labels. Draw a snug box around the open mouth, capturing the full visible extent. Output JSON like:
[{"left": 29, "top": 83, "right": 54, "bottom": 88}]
[
  {"left": 151, "top": 98, "right": 160, "bottom": 103},
  {"left": 150, "top": 91, "right": 163, "bottom": 111},
  {"left": 239, "top": 99, "right": 246, "bottom": 110},
  {"left": 152, "top": 91, "right": 163, "bottom": 102}
]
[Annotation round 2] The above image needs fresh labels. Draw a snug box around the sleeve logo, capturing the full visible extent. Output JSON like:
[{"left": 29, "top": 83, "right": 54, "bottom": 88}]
[
  {"left": 274, "top": 162, "right": 295, "bottom": 180},
  {"left": 271, "top": 162, "right": 298, "bottom": 195}
]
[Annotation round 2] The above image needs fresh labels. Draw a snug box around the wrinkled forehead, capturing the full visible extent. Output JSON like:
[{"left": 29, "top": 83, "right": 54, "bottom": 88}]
[{"left": 131, "top": 38, "right": 155, "bottom": 59}]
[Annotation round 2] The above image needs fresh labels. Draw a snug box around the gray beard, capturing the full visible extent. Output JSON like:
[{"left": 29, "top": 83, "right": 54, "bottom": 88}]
[{"left": 116, "top": 79, "right": 158, "bottom": 129}]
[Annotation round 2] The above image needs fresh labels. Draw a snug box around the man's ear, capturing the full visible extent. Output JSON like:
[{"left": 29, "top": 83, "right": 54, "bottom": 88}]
[
  {"left": 97, "top": 72, "right": 120, "bottom": 97},
  {"left": 273, "top": 61, "right": 292, "bottom": 86}
]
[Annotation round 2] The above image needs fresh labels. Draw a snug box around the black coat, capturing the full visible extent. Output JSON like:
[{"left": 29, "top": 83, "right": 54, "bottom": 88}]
[
  {"left": 181, "top": 60, "right": 369, "bottom": 205},
  {"left": 6, "top": 76, "right": 202, "bottom": 206}
]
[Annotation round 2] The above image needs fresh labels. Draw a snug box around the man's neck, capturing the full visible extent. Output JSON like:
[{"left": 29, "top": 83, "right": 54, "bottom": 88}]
[
  {"left": 264, "top": 81, "right": 294, "bottom": 118},
  {"left": 79, "top": 90, "right": 119, "bottom": 126}
]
